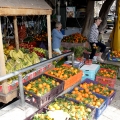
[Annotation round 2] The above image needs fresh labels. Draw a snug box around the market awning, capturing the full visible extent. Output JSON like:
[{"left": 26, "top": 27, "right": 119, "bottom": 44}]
[{"left": 0, "top": 0, "right": 52, "bottom": 16}]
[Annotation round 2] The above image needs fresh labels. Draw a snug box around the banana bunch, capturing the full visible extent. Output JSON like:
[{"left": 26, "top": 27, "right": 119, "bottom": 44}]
[
  {"left": 10, "top": 49, "right": 24, "bottom": 59},
  {"left": 30, "top": 52, "right": 40, "bottom": 64},
  {"left": 5, "top": 50, "right": 40, "bottom": 74},
  {"left": 4, "top": 55, "right": 7, "bottom": 62}
]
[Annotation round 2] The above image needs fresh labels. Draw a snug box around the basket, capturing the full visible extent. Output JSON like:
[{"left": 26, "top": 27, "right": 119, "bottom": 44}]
[
  {"left": 22, "top": 74, "right": 64, "bottom": 109},
  {"left": 45, "top": 65, "right": 83, "bottom": 90},
  {"left": 80, "top": 79, "right": 116, "bottom": 105}
]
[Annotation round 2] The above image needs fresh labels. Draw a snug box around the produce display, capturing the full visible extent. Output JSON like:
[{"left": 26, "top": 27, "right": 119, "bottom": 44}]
[
  {"left": 47, "top": 66, "right": 80, "bottom": 80},
  {"left": 7, "top": 70, "right": 34, "bottom": 84},
  {"left": 65, "top": 87, "right": 104, "bottom": 108},
  {"left": 62, "top": 33, "right": 87, "bottom": 43},
  {"left": 33, "top": 113, "right": 53, "bottom": 120},
  {"left": 48, "top": 98, "right": 93, "bottom": 120},
  {"left": 70, "top": 46, "right": 84, "bottom": 58},
  {"left": 33, "top": 32, "right": 48, "bottom": 41},
  {"left": 5, "top": 49, "right": 40, "bottom": 74},
  {"left": 80, "top": 82, "right": 114, "bottom": 97},
  {"left": 20, "top": 43, "right": 46, "bottom": 58},
  {"left": 100, "top": 63, "right": 118, "bottom": 71},
  {"left": 110, "top": 51, "right": 120, "bottom": 58},
  {"left": 97, "top": 69, "right": 116, "bottom": 79},
  {"left": 32, "top": 110, "right": 70, "bottom": 120},
  {"left": 24, "top": 75, "right": 60, "bottom": 96}
]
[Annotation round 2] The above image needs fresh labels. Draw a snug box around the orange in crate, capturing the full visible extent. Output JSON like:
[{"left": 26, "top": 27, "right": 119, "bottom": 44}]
[
  {"left": 45, "top": 64, "right": 83, "bottom": 90},
  {"left": 96, "top": 68, "right": 117, "bottom": 88}
]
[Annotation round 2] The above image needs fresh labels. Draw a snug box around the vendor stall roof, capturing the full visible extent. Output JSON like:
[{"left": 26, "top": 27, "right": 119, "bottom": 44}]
[{"left": 0, "top": 0, "right": 52, "bottom": 16}]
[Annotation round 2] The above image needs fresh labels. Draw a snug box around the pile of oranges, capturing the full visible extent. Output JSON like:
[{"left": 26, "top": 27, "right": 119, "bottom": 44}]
[
  {"left": 65, "top": 87, "right": 104, "bottom": 108},
  {"left": 24, "top": 75, "right": 60, "bottom": 96},
  {"left": 110, "top": 51, "right": 120, "bottom": 58},
  {"left": 80, "top": 82, "right": 114, "bottom": 97},
  {"left": 62, "top": 33, "right": 87, "bottom": 43},
  {"left": 47, "top": 66, "right": 80, "bottom": 80},
  {"left": 97, "top": 69, "right": 116, "bottom": 79},
  {"left": 34, "top": 31, "right": 48, "bottom": 41}
]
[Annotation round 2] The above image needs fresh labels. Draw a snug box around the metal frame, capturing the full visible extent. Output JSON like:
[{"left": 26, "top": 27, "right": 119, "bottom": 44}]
[{"left": 0, "top": 52, "right": 74, "bottom": 106}]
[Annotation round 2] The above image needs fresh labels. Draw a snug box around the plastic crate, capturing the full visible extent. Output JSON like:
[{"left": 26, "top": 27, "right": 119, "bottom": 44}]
[
  {"left": 45, "top": 96, "right": 96, "bottom": 120},
  {"left": 108, "top": 53, "right": 120, "bottom": 62},
  {"left": 92, "top": 93, "right": 108, "bottom": 119},
  {"left": 80, "top": 64, "right": 100, "bottom": 74},
  {"left": 96, "top": 68, "right": 117, "bottom": 88},
  {"left": 45, "top": 65, "right": 83, "bottom": 90},
  {"left": 64, "top": 60, "right": 84, "bottom": 68},
  {"left": 96, "top": 76, "right": 116, "bottom": 88},
  {"left": 65, "top": 88, "right": 108, "bottom": 119},
  {"left": 81, "top": 71, "right": 96, "bottom": 82},
  {"left": 80, "top": 79, "right": 116, "bottom": 105},
  {"left": 22, "top": 74, "right": 64, "bottom": 109}
]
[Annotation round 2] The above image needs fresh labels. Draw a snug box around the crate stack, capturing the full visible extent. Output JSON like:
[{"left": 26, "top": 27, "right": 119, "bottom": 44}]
[
  {"left": 20, "top": 63, "right": 118, "bottom": 120},
  {"left": 80, "top": 64, "right": 100, "bottom": 82}
]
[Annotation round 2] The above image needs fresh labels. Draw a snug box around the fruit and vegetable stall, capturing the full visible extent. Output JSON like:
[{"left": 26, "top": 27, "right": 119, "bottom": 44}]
[
  {"left": 0, "top": 0, "right": 53, "bottom": 103},
  {"left": 0, "top": 1, "right": 119, "bottom": 120}
]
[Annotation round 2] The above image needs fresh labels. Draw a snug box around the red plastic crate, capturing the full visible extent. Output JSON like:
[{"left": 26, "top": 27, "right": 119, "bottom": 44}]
[
  {"left": 96, "top": 76, "right": 116, "bottom": 88},
  {"left": 96, "top": 68, "right": 116, "bottom": 88}
]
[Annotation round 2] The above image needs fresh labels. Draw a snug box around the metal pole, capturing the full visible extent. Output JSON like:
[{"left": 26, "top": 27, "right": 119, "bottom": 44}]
[
  {"left": 18, "top": 74, "right": 25, "bottom": 107},
  {"left": 72, "top": 53, "right": 74, "bottom": 67},
  {"left": 0, "top": 52, "right": 73, "bottom": 82}
]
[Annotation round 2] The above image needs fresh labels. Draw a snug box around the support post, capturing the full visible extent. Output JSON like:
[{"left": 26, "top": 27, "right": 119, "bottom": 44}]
[
  {"left": 72, "top": 53, "right": 74, "bottom": 67},
  {"left": 18, "top": 74, "right": 25, "bottom": 107},
  {"left": 47, "top": 15, "right": 52, "bottom": 59},
  {"left": 13, "top": 16, "right": 19, "bottom": 51},
  {"left": 0, "top": 17, "right": 8, "bottom": 94}
]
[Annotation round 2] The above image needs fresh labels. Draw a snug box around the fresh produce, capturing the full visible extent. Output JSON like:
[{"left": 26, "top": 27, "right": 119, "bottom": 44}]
[
  {"left": 4, "top": 44, "right": 14, "bottom": 56},
  {"left": 47, "top": 66, "right": 81, "bottom": 80},
  {"left": 34, "top": 31, "right": 48, "bottom": 41},
  {"left": 24, "top": 75, "right": 60, "bottom": 96},
  {"left": 110, "top": 51, "right": 120, "bottom": 58},
  {"left": 97, "top": 69, "right": 116, "bottom": 79},
  {"left": 62, "top": 33, "right": 87, "bottom": 43},
  {"left": 48, "top": 98, "right": 93, "bottom": 120},
  {"left": 7, "top": 70, "right": 34, "bottom": 84},
  {"left": 100, "top": 63, "right": 118, "bottom": 71},
  {"left": 33, "top": 110, "right": 70, "bottom": 120},
  {"left": 20, "top": 43, "right": 46, "bottom": 58},
  {"left": 33, "top": 113, "right": 53, "bottom": 120},
  {"left": 70, "top": 46, "right": 84, "bottom": 58},
  {"left": 65, "top": 87, "right": 104, "bottom": 108},
  {"left": 5, "top": 50, "right": 40, "bottom": 74},
  {"left": 80, "top": 82, "right": 114, "bottom": 97}
]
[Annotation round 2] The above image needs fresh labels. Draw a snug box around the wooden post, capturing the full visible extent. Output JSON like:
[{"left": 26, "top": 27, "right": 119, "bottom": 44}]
[
  {"left": 47, "top": 15, "right": 52, "bottom": 59},
  {"left": 0, "top": 17, "right": 8, "bottom": 94},
  {"left": 13, "top": 16, "right": 19, "bottom": 51}
]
